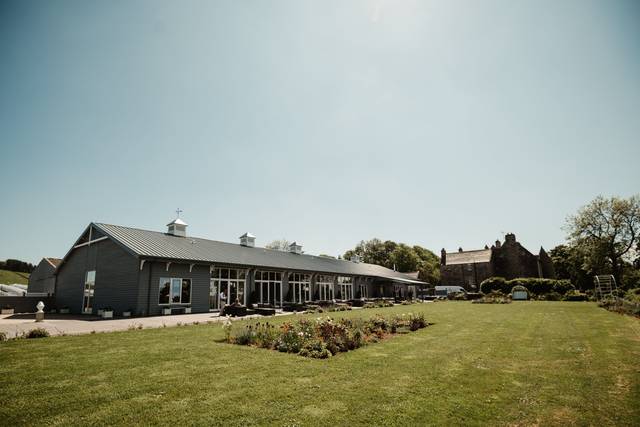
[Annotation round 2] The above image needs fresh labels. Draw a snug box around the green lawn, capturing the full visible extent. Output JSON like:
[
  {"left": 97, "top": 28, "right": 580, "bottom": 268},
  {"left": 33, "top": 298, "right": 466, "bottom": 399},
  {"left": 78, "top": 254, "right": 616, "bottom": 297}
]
[
  {"left": 0, "top": 269, "right": 29, "bottom": 285},
  {"left": 1, "top": 302, "right": 639, "bottom": 426}
]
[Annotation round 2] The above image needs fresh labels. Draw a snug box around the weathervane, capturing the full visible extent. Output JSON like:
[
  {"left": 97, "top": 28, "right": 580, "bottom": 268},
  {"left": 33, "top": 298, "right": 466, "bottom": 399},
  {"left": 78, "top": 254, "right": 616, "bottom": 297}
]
[{"left": 176, "top": 208, "right": 183, "bottom": 218}]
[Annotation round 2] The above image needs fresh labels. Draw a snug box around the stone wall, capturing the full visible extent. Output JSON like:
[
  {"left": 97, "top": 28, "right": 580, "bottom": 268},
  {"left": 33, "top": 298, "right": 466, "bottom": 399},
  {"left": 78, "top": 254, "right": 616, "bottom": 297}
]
[{"left": 441, "top": 262, "right": 493, "bottom": 290}]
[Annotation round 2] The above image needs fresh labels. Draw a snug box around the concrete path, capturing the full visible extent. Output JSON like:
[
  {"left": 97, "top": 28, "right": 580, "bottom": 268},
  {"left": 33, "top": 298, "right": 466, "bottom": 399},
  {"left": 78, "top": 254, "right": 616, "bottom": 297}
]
[{"left": 0, "top": 311, "right": 294, "bottom": 338}]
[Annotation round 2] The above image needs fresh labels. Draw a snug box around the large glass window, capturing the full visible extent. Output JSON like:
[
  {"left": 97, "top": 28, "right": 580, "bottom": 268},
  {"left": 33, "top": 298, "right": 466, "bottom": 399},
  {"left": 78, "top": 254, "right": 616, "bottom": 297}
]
[
  {"left": 317, "top": 275, "right": 334, "bottom": 300},
  {"left": 211, "top": 268, "right": 247, "bottom": 306},
  {"left": 255, "top": 270, "right": 282, "bottom": 307},
  {"left": 337, "top": 276, "right": 353, "bottom": 300},
  {"left": 159, "top": 277, "right": 191, "bottom": 305},
  {"left": 82, "top": 270, "right": 96, "bottom": 314},
  {"left": 288, "top": 272, "right": 311, "bottom": 303}
]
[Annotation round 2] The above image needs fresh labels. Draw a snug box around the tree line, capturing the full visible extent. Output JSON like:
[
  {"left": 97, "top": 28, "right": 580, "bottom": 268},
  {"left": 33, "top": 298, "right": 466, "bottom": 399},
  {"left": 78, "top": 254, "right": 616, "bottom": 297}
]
[
  {"left": 343, "top": 239, "right": 440, "bottom": 285},
  {"left": 338, "top": 195, "right": 640, "bottom": 291},
  {"left": 0, "top": 259, "right": 36, "bottom": 273}
]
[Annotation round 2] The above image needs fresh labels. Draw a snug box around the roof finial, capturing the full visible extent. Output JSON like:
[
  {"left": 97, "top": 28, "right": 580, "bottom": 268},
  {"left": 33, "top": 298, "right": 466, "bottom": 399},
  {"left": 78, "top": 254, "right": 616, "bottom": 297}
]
[{"left": 176, "top": 208, "right": 183, "bottom": 218}]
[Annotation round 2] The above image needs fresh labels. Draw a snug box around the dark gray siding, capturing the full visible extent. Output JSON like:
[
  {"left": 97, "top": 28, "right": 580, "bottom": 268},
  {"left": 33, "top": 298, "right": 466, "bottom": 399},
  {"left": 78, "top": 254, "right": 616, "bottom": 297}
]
[
  {"left": 136, "top": 261, "right": 152, "bottom": 316},
  {"left": 55, "top": 243, "right": 99, "bottom": 313},
  {"left": 145, "top": 262, "right": 210, "bottom": 316},
  {"left": 28, "top": 259, "right": 56, "bottom": 294},
  {"left": 55, "top": 239, "right": 139, "bottom": 315},
  {"left": 92, "top": 239, "right": 140, "bottom": 315}
]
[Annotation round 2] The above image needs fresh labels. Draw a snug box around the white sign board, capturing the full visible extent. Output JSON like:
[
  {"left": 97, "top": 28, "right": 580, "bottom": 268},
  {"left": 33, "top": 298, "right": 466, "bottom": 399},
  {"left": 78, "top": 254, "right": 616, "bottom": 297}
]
[{"left": 512, "top": 290, "right": 528, "bottom": 300}]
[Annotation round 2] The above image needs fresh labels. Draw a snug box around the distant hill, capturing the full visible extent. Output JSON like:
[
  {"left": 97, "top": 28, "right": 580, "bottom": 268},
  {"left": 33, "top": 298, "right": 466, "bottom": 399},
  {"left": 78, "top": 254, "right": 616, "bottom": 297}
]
[{"left": 0, "top": 269, "right": 30, "bottom": 286}]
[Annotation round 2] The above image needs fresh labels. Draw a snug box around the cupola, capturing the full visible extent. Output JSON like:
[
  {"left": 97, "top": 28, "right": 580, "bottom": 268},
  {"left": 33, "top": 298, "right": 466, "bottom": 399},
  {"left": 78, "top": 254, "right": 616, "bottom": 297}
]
[
  {"left": 289, "top": 241, "right": 303, "bottom": 254},
  {"left": 167, "top": 211, "right": 188, "bottom": 237},
  {"left": 239, "top": 232, "right": 256, "bottom": 248}
]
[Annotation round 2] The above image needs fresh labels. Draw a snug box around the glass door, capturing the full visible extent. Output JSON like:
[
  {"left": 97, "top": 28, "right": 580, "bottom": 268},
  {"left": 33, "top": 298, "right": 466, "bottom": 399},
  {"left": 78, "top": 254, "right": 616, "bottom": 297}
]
[{"left": 209, "top": 279, "right": 220, "bottom": 311}]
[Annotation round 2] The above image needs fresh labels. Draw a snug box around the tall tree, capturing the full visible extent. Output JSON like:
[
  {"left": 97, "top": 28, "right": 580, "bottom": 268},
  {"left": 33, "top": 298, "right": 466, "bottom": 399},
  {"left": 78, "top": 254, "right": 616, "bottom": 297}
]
[
  {"left": 548, "top": 244, "right": 591, "bottom": 290},
  {"left": 265, "top": 239, "right": 291, "bottom": 251},
  {"left": 566, "top": 195, "right": 640, "bottom": 285}
]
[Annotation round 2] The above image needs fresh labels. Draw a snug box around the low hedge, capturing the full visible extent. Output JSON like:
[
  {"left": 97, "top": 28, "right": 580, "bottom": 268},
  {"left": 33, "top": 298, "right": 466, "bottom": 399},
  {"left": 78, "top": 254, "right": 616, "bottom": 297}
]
[{"left": 480, "top": 277, "right": 574, "bottom": 296}]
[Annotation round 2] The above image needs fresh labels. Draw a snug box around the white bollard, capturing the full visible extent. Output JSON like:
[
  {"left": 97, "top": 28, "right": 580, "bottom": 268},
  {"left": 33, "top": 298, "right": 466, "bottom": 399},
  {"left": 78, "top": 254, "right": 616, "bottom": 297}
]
[{"left": 35, "top": 301, "right": 45, "bottom": 322}]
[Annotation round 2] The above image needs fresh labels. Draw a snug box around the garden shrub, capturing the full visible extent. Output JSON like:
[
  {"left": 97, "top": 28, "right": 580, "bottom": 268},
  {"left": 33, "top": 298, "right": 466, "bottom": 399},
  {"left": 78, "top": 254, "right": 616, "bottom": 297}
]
[
  {"left": 0, "top": 331, "right": 7, "bottom": 342},
  {"left": 480, "top": 277, "right": 574, "bottom": 297},
  {"left": 25, "top": 328, "right": 50, "bottom": 339},
  {"left": 539, "top": 291, "right": 562, "bottom": 301},
  {"left": 472, "top": 291, "right": 511, "bottom": 304},
  {"left": 479, "top": 277, "right": 510, "bottom": 294},
  {"left": 598, "top": 290, "right": 640, "bottom": 317},
  {"left": 563, "top": 290, "right": 587, "bottom": 301},
  {"left": 363, "top": 300, "right": 394, "bottom": 309}
]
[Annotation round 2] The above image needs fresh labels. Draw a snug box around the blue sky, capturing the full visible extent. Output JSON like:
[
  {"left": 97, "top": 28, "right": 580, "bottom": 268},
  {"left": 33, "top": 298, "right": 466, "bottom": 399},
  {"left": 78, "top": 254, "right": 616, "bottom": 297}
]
[{"left": 1, "top": 0, "right": 639, "bottom": 264}]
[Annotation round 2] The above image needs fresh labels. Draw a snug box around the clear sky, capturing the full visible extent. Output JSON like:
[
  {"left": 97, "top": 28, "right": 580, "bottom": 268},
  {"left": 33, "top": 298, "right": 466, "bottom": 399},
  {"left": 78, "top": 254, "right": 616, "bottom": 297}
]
[{"left": 1, "top": 0, "right": 639, "bottom": 264}]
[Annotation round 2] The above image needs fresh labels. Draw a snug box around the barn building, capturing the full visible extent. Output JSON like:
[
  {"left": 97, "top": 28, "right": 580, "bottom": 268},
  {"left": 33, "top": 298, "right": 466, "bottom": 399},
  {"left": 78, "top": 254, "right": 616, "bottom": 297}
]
[
  {"left": 54, "top": 218, "right": 424, "bottom": 316},
  {"left": 440, "top": 233, "right": 555, "bottom": 290},
  {"left": 28, "top": 257, "right": 61, "bottom": 294}
]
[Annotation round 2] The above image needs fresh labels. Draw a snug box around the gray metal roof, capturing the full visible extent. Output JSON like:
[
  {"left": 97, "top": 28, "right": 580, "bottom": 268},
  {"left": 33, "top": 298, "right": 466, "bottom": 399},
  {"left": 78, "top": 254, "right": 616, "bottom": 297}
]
[
  {"left": 93, "top": 223, "right": 425, "bottom": 284},
  {"left": 445, "top": 249, "right": 492, "bottom": 265}
]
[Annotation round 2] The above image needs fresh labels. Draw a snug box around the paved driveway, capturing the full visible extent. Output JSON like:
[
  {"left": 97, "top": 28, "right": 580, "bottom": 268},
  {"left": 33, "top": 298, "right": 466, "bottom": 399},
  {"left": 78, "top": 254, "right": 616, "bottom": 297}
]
[{"left": 0, "top": 311, "right": 292, "bottom": 338}]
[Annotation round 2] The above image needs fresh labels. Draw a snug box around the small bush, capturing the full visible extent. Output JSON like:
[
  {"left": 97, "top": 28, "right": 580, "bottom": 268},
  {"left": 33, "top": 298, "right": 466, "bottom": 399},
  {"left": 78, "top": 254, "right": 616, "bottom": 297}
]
[
  {"left": 539, "top": 291, "right": 562, "bottom": 301},
  {"left": 472, "top": 291, "right": 511, "bottom": 304},
  {"left": 563, "top": 290, "right": 587, "bottom": 301},
  {"left": 479, "top": 277, "right": 509, "bottom": 294},
  {"left": 25, "top": 328, "right": 50, "bottom": 339},
  {"left": 465, "top": 292, "right": 483, "bottom": 301},
  {"left": 0, "top": 331, "right": 7, "bottom": 342}
]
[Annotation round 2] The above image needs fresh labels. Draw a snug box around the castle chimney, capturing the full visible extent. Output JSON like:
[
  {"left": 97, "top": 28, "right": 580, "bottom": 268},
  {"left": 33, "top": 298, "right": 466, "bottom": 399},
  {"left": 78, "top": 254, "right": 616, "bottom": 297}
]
[
  {"left": 440, "top": 248, "right": 446, "bottom": 265},
  {"left": 458, "top": 247, "right": 463, "bottom": 252},
  {"left": 495, "top": 239, "right": 501, "bottom": 248}
]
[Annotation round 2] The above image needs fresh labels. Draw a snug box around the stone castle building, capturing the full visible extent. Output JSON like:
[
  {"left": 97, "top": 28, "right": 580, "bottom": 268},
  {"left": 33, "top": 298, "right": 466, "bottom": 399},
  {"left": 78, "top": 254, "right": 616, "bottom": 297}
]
[{"left": 440, "top": 233, "right": 555, "bottom": 290}]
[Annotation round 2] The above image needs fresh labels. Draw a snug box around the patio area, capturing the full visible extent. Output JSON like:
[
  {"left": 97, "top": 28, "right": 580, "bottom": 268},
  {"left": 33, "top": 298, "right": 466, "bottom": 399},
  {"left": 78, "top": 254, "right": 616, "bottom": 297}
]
[{"left": 0, "top": 310, "right": 293, "bottom": 338}]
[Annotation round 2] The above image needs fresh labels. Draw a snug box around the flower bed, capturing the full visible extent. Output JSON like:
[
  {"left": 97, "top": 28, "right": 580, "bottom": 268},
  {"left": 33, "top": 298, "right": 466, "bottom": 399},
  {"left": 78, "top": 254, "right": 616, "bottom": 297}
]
[{"left": 223, "top": 313, "right": 429, "bottom": 359}]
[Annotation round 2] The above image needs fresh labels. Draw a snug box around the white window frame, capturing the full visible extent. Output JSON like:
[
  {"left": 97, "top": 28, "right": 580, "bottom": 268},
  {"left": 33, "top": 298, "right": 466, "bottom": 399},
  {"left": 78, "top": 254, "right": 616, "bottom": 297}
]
[
  {"left": 358, "top": 283, "right": 368, "bottom": 299},
  {"left": 317, "top": 275, "right": 335, "bottom": 301},
  {"left": 158, "top": 277, "right": 192, "bottom": 305},
  {"left": 337, "top": 276, "right": 353, "bottom": 300},
  {"left": 288, "top": 272, "right": 311, "bottom": 303},
  {"left": 255, "top": 270, "right": 283, "bottom": 307},
  {"left": 211, "top": 268, "right": 247, "bottom": 306}
]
